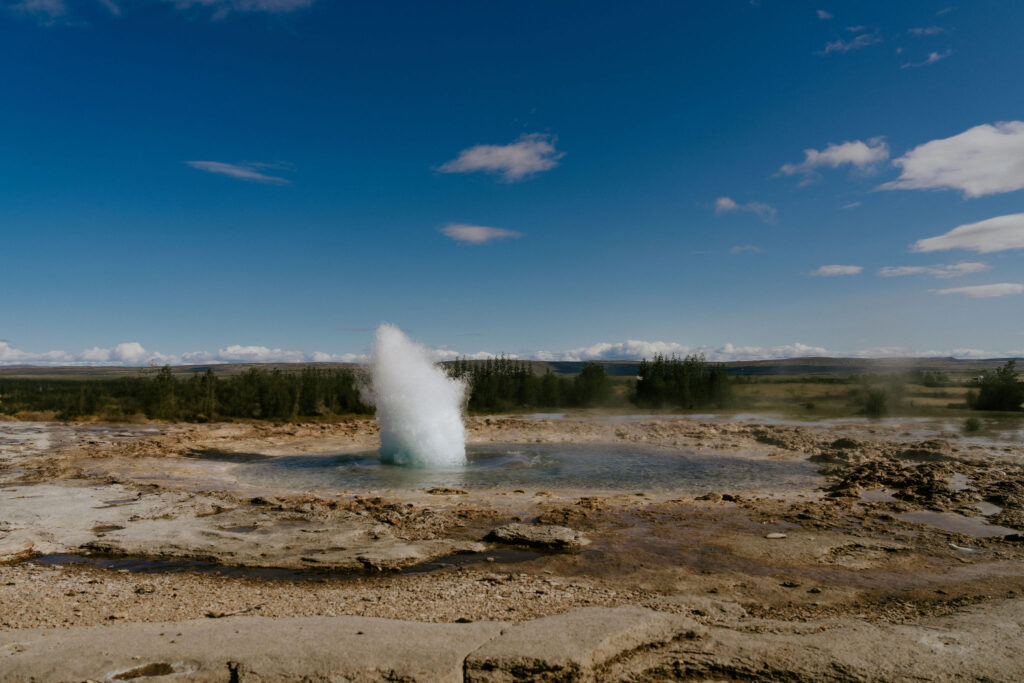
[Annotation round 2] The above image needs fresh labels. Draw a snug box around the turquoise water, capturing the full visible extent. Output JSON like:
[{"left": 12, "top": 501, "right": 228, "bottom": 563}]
[{"left": 228, "top": 443, "right": 823, "bottom": 494}]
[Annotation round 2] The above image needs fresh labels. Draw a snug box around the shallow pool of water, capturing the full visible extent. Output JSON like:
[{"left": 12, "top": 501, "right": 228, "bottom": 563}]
[
  {"left": 31, "top": 548, "right": 540, "bottom": 581},
  {"left": 896, "top": 510, "right": 1018, "bottom": 538},
  {"left": 227, "top": 443, "right": 823, "bottom": 494}
]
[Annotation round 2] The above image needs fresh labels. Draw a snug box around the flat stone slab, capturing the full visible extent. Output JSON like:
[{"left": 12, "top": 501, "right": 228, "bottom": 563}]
[
  {"left": 0, "top": 615, "right": 505, "bottom": 683},
  {"left": 0, "top": 607, "right": 701, "bottom": 682},
  {"left": 464, "top": 606, "right": 703, "bottom": 681},
  {"left": 2, "top": 602, "right": 1022, "bottom": 681},
  {"left": 484, "top": 523, "right": 588, "bottom": 551}
]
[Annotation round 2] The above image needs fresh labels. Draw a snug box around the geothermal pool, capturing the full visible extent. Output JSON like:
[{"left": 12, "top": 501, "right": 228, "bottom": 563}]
[{"left": 228, "top": 443, "right": 823, "bottom": 493}]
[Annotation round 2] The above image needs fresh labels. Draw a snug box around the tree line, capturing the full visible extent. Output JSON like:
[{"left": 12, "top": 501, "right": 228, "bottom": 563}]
[
  {"left": 0, "top": 367, "right": 371, "bottom": 421},
  {"left": 446, "top": 355, "right": 613, "bottom": 412},
  {"left": 634, "top": 354, "right": 733, "bottom": 409},
  {"left": 18, "top": 354, "right": 1021, "bottom": 422}
]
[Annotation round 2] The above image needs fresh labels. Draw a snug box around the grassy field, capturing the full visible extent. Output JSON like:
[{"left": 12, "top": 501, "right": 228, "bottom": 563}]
[{"left": 729, "top": 378, "right": 975, "bottom": 418}]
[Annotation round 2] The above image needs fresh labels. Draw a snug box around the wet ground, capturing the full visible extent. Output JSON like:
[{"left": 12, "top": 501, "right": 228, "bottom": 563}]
[{"left": 1, "top": 415, "right": 1023, "bottom": 679}]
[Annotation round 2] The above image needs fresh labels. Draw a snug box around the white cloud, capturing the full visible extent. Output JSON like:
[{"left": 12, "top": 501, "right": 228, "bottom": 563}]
[
  {"left": 429, "top": 348, "right": 515, "bottom": 362},
  {"left": 880, "top": 122, "right": 1024, "bottom": 197},
  {"left": 908, "top": 26, "right": 945, "bottom": 36},
  {"left": 901, "top": 50, "right": 952, "bottom": 69},
  {"left": 816, "top": 9, "right": 832, "bottom": 19},
  {"left": 440, "top": 223, "right": 522, "bottom": 244},
  {"left": 210, "top": 345, "right": 307, "bottom": 363},
  {"left": 913, "top": 213, "right": 1024, "bottom": 254},
  {"left": 935, "top": 283, "right": 1024, "bottom": 298},
  {"left": 819, "top": 31, "right": 882, "bottom": 54},
  {"left": 4, "top": 337, "right": 1020, "bottom": 367},
  {"left": 779, "top": 138, "right": 889, "bottom": 182},
  {"left": 0, "top": 341, "right": 174, "bottom": 366},
  {"left": 437, "top": 133, "right": 563, "bottom": 182},
  {"left": 185, "top": 161, "right": 291, "bottom": 184},
  {"left": 0, "top": 339, "right": 516, "bottom": 367},
  {"left": 878, "top": 261, "right": 990, "bottom": 279},
  {"left": 812, "top": 264, "right": 863, "bottom": 276},
  {"left": 731, "top": 244, "right": 762, "bottom": 254},
  {"left": 841, "top": 201, "right": 862, "bottom": 209},
  {"left": 714, "top": 196, "right": 777, "bottom": 223},
  {"left": 535, "top": 340, "right": 829, "bottom": 362}
]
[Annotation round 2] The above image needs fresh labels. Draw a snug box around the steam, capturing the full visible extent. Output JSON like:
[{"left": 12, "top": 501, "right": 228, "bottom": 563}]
[{"left": 367, "top": 324, "right": 467, "bottom": 467}]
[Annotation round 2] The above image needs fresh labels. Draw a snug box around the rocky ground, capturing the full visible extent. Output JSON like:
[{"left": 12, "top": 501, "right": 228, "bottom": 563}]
[{"left": 1, "top": 415, "right": 1023, "bottom": 681}]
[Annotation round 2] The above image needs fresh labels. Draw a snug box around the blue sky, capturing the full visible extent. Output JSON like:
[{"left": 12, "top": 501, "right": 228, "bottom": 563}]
[{"left": 2, "top": 0, "right": 1024, "bottom": 365}]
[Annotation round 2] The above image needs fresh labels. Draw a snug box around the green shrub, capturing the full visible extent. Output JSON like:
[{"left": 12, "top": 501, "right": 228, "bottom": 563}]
[{"left": 969, "top": 360, "right": 1024, "bottom": 412}]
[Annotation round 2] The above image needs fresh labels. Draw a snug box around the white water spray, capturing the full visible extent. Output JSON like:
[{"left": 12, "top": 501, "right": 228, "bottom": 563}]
[{"left": 367, "top": 324, "right": 467, "bottom": 467}]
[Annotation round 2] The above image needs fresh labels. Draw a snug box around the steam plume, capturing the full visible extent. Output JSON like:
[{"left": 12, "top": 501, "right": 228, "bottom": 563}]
[{"left": 367, "top": 324, "right": 467, "bottom": 467}]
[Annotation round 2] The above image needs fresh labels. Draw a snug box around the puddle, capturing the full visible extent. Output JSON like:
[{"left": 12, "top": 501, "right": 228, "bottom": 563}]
[
  {"left": 976, "top": 501, "right": 1003, "bottom": 516},
  {"left": 860, "top": 488, "right": 897, "bottom": 503},
  {"left": 228, "top": 443, "right": 824, "bottom": 494},
  {"left": 947, "top": 473, "right": 971, "bottom": 491},
  {"left": 896, "top": 511, "right": 1019, "bottom": 538},
  {"left": 29, "top": 547, "right": 541, "bottom": 581}
]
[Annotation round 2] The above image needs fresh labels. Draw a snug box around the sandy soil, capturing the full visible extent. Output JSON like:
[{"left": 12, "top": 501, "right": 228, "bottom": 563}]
[{"left": 1, "top": 415, "right": 1023, "bottom": 680}]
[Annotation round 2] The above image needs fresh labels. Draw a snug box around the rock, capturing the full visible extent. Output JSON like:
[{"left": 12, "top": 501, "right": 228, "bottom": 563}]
[
  {"left": 484, "top": 523, "right": 587, "bottom": 551},
  {"left": 426, "top": 487, "right": 468, "bottom": 495},
  {"left": 697, "top": 492, "right": 722, "bottom": 502},
  {"left": 464, "top": 607, "right": 703, "bottom": 682},
  {"left": 765, "top": 532, "right": 787, "bottom": 539}
]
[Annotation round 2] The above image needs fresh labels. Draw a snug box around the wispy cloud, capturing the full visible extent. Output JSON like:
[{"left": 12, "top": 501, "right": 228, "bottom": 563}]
[
  {"left": 912, "top": 213, "right": 1024, "bottom": 254},
  {"left": 714, "top": 196, "right": 777, "bottom": 223},
  {"left": 731, "top": 244, "right": 762, "bottom": 254},
  {"left": 880, "top": 122, "right": 1024, "bottom": 197},
  {"left": 816, "top": 9, "right": 832, "bottom": 19},
  {"left": 437, "top": 133, "right": 563, "bottom": 182},
  {"left": 98, "top": 0, "right": 120, "bottom": 15},
  {"left": 9, "top": 0, "right": 67, "bottom": 23},
  {"left": 812, "top": 264, "right": 862, "bottom": 276},
  {"left": 10, "top": 0, "right": 312, "bottom": 23},
  {"left": 819, "top": 31, "right": 882, "bottom": 54},
  {"left": 779, "top": 138, "right": 889, "bottom": 183},
  {"left": 901, "top": 49, "right": 952, "bottom": 68},
  {"left": 185, "top": 161, "right": 291, "bottom": 184},
  {"left": 841, "top": 201, "right": 862, "bottom": 209},
  {"left": 440, "top": 223, "right": 522, "bottom": 244},
  {"left": 935, "top": 283, "right": 1024, "bottom": 298},
  {"left": 878, "top": 261, "right": 989, "bottom": 279},
  {"left": 908, "top": 26, "right": 945, "bottom": 36},
  {"left": 170, "top": 0, "right": 313, "bottom": 20}
]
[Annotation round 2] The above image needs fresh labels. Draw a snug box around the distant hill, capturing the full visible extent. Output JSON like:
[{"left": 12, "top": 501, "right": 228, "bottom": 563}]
[{"left": 0, "top": 356, "right": 1018, "bottom": 380}]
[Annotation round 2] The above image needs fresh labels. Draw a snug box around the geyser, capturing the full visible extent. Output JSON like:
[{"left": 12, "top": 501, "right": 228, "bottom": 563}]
[{"left": 368, "top": 324, "right": 468, "bottom": 467}]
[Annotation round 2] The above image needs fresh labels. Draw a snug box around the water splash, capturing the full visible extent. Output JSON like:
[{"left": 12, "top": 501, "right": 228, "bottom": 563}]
[{"left": 366, "top": 324, "right": 467, "bottom": 467}]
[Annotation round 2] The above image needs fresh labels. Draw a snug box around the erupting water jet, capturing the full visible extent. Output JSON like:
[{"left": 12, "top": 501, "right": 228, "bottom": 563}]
[{"left": 367, "top": 324, "right": 467, "bottom": 467}]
